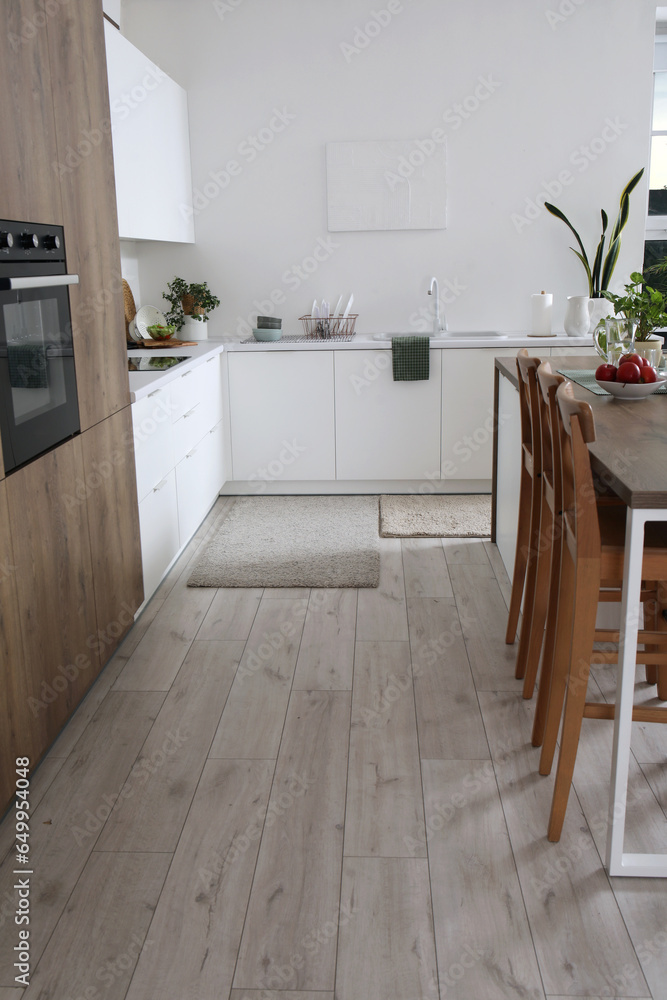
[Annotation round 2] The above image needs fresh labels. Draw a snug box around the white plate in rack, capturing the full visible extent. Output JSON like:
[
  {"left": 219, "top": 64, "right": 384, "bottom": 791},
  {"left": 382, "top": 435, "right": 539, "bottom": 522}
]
[{"left": 134, "top": 305, "right": 166, "bottom": 341}]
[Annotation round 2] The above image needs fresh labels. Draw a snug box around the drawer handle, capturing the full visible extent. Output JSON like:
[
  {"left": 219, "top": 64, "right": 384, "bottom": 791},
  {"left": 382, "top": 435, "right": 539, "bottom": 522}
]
[
  {"left": 186, "top": 448, "right": 197, "bottom": 459},
  {"left": 148, "top": 389, "right": 163, "bottom": 398},
  {"left": 152, "top": 479, "right": 168, "bottom": 493},
  {"left": 181, "top": 370, "right": 192, "bottom": 378},
  {"left": 183, "top": 405, "right": 199, "bottom": 419}
]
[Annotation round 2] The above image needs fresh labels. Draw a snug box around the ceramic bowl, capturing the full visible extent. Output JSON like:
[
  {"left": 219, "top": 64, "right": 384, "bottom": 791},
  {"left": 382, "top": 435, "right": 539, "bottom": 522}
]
[
  {"left": 596, "top": 376, "right": 667, "bottom": 399},
  {"left": 256, "top": 316, "right": 282, "bottom": 328},
  {"left": 252, "top": 327, "right": 282, "bottom": 342}
]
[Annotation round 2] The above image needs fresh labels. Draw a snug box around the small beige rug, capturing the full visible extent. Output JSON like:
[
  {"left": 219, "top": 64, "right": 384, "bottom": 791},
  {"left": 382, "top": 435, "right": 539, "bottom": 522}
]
[{"left": 379, "top": 494, "right": 492, "bottom": 538}]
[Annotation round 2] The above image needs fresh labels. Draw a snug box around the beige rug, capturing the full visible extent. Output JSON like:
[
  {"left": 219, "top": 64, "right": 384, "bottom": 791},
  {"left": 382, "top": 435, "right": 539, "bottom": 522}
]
[
  {"left": 188, "top": 495, "right": 380, "bottom": 588},
  {"left": 379, "top": 494, "right": 492, "bottom": 538}
]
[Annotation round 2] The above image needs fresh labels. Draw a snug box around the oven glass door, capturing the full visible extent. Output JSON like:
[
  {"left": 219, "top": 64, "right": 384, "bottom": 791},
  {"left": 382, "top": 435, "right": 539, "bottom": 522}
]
[{"left": 0, "top": 284, "right": 80, "bottom": 472}]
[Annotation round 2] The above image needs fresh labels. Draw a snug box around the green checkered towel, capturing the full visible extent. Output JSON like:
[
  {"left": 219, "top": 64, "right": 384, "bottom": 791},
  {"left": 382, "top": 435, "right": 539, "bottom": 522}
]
[{"left": 392, "top": 336, "right": 430, "bottom": 381}]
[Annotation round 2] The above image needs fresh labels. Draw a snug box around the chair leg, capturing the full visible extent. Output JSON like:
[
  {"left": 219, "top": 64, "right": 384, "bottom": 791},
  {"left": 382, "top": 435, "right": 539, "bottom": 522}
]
[
  {"left": 644, "top": 582, "right": 658, "bottom": 686},
  {"left": 656, "top": 583, "right": 667, "bottom": 700},
  {"left": 532, "top": 510, "right": 563, "bottom": 746},
  {"left": 506, "top": 463, "right": 533, "bottom": 644},
  {"left": 539, "top": 545, "right": 576, "bottom": 775},
  {"left": 522, "top": 494, "right": 554, "bottom": 699},
  {"left": 547, "top": 561, "right": 599, "bottom": 842},
  {"left": 515, "top": 474, "right": 543, "bottom": 680}
]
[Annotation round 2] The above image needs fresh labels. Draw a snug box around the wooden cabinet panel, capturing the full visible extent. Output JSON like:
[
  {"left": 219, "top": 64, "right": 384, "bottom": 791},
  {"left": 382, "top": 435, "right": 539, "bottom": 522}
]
[
  {"left": 46, "top": 0, "right": 129, "bottom": 430},
  {"left": 0, "top": 0, "right": 63, "bottom": 224},
  {"left": 81, "top": 406, "right": 143, "bottom": 661},
  {"left": 6, "top": 439, "right": 101, "bottom": 760},
  {"left": 0, "top": 482, "right": 28, "bottom": 810}
]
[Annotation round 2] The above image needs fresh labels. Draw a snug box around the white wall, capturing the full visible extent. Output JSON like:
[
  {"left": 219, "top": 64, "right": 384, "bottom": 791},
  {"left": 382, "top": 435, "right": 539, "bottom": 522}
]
[{"left": 121, "top": 0, "right": 656, "bottom": 339}]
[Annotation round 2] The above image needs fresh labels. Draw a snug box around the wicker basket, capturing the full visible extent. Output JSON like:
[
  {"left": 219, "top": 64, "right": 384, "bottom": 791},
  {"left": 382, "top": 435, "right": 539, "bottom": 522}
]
[{"left": 298, "top": 314, "right": 358, "bottom": 339}]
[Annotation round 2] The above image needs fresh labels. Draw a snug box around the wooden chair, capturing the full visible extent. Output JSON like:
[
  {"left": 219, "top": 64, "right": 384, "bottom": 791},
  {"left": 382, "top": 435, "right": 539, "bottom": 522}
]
[
  {"left": 505, "top": 350, "right": 542, "bottom": 648},
  {"left": 544, "top": 381, "right": 667, "bottom": 842}
]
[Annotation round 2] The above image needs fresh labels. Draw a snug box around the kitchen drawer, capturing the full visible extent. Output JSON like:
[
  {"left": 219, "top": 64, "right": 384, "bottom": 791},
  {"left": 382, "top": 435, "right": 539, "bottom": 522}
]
[
  {"left": 138, "top": 468, "right": 180, "bottom": 600},
  {"left": 169, "top": 356, "right": 222, "bottom": 424},
  {"left": 175, "top": 420, "right": 224, "bottom": 544},
  {"left": 132, "top": 388, "right": 174, "bottom": 500}
]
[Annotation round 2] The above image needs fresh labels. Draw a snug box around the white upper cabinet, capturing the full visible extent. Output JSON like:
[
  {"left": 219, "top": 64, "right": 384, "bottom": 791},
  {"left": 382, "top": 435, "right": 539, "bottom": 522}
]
[{"left": 104, "top": 21, "right": 195, "bottom": 243}]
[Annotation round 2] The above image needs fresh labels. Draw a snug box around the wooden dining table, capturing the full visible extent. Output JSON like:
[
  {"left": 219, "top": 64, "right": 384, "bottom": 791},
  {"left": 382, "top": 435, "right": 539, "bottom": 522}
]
[{"left": 494, "top": 354, "right": 667, "bottom": 878}]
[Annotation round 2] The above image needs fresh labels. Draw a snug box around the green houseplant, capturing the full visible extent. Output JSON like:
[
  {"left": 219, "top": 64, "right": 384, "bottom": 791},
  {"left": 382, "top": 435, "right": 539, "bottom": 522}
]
[
  {"left": 603, "top": 271, "right": 667, "bottom": 342},
  {"left": 544, "top": 168, "right": 644, "bottom": 298},
  {"left": 163, "top": 277, "right": 220, "bottom": 332}
]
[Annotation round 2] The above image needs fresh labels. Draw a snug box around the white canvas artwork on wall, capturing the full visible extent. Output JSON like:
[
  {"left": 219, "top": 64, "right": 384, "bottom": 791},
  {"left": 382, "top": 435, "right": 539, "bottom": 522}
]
[{"left": 326, "top": 140, "right": 447, "bottom": 232}]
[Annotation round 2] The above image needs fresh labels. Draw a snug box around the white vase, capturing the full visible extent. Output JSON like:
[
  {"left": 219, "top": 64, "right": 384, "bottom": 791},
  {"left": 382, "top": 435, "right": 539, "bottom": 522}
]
[
  {"left": 587, "top": 297, "right": 614, "bottom": 334},
  {"left": 183, "top": 316, "right": 208, "bottom": 340},
  {"left": 564, "top": 295, "right": 590, "bottom": 337}
]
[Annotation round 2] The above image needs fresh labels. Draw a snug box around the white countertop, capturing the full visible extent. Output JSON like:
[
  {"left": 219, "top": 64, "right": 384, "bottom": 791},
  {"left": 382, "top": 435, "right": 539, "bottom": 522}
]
[{"left": 127, "top": 334, "right": 594, "bottom": 401}]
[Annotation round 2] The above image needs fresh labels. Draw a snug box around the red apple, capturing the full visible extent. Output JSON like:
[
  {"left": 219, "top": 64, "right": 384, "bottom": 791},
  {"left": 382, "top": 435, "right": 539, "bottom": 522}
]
[
  {"left": 595, "top": 363, "right": 617, "bottom": 382},
  {"left": 619, "top": 353, "right": 644, "bottom": 368},
  {"left": 616, "top": 362, "right": 642, "bottom": 384},
  {"left": 640, "top": 365, "right": 658, "bottom": 383}
]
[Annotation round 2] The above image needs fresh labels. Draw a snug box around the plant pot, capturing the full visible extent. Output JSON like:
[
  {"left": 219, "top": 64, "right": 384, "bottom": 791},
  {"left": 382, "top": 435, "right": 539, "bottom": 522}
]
[
  {"left": 632, "top": 334, "right": 663, "bottom": 367},
  {"left": 183, "top": 316, "right": 208, "bottom": 340}
]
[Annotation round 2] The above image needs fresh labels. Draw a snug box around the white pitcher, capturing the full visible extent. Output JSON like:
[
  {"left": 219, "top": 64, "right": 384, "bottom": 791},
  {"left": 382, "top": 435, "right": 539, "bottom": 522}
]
[{"left": 564, "top": 295, "right": 590, "bottom": 337}]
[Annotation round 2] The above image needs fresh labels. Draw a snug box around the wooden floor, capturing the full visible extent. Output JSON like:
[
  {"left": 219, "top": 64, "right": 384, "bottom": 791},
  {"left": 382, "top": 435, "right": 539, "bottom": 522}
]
[{"left": 1, "top": 496, "right": 667, "bottom": 1000}]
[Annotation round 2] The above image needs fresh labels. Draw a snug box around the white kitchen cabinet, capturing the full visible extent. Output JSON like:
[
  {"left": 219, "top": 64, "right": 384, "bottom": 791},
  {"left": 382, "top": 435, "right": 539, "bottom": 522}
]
[
  {"left": 137, "top": 469, "right": 180, "bottom": 600},
  {"left": 228, "top": 352, "right": 336, "bottom": 482},
  {"left": 441, "top": 348, "right": 517, "bottom": 481},
  {"left": 104, "top": 22, "right": 194, "bottom": 243},
  {"left": 334, "top": 350, "right": 442, "bottom": 480},
  {"left": 132, "top": 354, "right": 225, "bottom": 602}
]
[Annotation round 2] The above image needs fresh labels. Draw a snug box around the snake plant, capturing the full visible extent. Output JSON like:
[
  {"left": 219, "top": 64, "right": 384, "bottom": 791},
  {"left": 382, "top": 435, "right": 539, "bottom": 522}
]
[{"left": 544, "top": 168, "right": 644, "bottom": 298}]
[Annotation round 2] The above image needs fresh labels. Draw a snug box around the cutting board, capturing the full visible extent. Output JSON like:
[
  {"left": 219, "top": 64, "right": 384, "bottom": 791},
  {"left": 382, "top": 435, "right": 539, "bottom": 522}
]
[{"left": 135, "top": 339, "right": 198, "bottom": 348}]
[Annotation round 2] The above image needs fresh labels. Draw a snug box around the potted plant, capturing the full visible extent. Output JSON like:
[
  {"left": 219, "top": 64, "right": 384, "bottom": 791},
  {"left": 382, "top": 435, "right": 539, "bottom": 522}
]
[
  {"left": 602, "top": 271, "right": 667, "bottom": 361},
  {"left": 163, "top": 277, "right": 220, "bottom": 336},
  {"left": 544, "top": 168, "right": 644, "bottom": 331}
]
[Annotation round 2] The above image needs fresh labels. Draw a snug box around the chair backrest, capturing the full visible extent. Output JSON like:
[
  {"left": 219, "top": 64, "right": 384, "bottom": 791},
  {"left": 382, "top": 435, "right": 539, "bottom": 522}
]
[
  {"left": 555, "top": 381, "right": 600, "bottom": 561},
  {"left": 537, "top": 361, "right": 565, "bottom": 511},
  {"left": 516, "top": 349, "right": 542, "bottom": 470}
]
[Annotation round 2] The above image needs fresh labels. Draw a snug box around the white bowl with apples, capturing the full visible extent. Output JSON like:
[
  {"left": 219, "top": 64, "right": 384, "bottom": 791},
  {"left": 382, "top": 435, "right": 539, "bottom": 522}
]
[{"left": 595, "top": 353, "right": 667, "bottom": 399}]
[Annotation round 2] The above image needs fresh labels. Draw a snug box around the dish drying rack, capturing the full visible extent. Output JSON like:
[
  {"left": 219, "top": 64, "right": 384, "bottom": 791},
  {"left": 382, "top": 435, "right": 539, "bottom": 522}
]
[{"left": 299, "top": 314, "right": 358, "bottom": 340}]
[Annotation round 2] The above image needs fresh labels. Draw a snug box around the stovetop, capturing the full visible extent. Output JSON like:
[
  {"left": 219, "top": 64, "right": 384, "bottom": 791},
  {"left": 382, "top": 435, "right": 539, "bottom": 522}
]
[{"left": 128, "top": 356, "right": 190, "bottom": 372}]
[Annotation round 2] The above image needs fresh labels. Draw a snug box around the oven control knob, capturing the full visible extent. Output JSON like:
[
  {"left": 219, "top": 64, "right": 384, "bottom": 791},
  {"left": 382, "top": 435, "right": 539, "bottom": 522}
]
[
  {"left": 42, "top": 234, "right": 61, "bottom": 251},
  {"left": 19, "top": 233, "right": 39, "bottom": 249},
  {"left": 0, "top": 232, "right": 14, "bottom": 249}
]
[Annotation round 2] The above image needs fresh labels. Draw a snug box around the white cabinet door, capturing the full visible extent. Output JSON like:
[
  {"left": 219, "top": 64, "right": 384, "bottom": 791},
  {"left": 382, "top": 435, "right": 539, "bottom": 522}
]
[
  {"left": 132, "top": 388, "right": 174, "bottom": 501},
  {"left": 228, "top": 352, "right": 336, "bottom": 482},
  {"left": 175, "top": 419, "right": 225, "bottom": 544},
  {"left": 441, "top": 348, "right": 517, "bottom": 480},
  {"left": 104, "top": 22, "right": 194, "bottom": 243},
  {"left": 138, "top": 469, "right": 180, "bottom": 599},
  {"left": 334, "top": 350, "right": 442, "bottom": 480}
]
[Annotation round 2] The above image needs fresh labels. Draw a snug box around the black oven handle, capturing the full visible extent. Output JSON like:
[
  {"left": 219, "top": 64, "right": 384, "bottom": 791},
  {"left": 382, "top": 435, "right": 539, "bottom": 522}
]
[{"left": 0, "top": 274, "right": 79, "bottom": 291}]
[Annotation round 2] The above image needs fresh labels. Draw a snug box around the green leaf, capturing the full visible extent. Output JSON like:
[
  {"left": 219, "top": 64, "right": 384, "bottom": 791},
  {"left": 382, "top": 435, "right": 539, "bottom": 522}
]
[
  {"left": 600, "top": 235, "right": 621, "bottom": 291},
  {"left": 544, "top": 201, "right": 590, "bottom": 271},
  {"left": 591, "top": 234, "right": 606, "bottom": 296},
  {"left": 570, "top": 248, "right": 593, "bottom": 295}
]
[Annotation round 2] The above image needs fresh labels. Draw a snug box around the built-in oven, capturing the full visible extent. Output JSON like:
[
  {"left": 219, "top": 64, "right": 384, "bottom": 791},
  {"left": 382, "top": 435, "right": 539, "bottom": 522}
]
[{"left": 0, "top": 220, "right": 80, "bottom": 474}]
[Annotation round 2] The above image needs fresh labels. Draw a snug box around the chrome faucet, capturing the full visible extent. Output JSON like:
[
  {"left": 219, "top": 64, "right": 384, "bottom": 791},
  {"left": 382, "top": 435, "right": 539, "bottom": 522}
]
[{"left": 428, "top": 277, "right": 446, "bottom": 334}]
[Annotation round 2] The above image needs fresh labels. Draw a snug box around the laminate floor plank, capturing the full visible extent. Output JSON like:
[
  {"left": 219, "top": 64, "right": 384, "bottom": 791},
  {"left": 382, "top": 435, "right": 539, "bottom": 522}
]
[
  {"left": 230, "top": 994, "right": 332, "bottom": 1000},
  {"left": 442, "top": 537, "right": 491, "bottom": 565},
  {"left": 209, "top": 599, "right": 308, "bottom": 759},
  {"left": 20, "top": 851, "right": 169, "bottom": 1000},
  {"left": 483, "top": 538, "right": 512, "bottom": 609},
  {"left": 124, "top": 759, "right": 274, "bottom": 1000},
  {"left": 345, "top": 641, "right": 426, "bottom": 857},
  {"left": 46, "top": 653, "right": 127, "bottom": 759},
  {"left": 293, "top": 589, "right": 357, "bottom": 690},
  {"left": 96, "top": 640, "right": 243, "bottom": 853},
  {"left": 112, "top": 582, "right": 216, "bottom": 691},
  {"left": 0, "top": 990, "right": 25, "bottom": 999},
  {"left": 422, "top": 759, "right": 544, "bottom": 1000},
  {"left": 407, "top": 597, "right": 489, "bottom": 759},
  {"left": 335, "top": 857, "right": 439, "bottom": 1000},
  {"left": 448, "top": 562, "right": 522, "bottom": 690},
  {"left": 401, "top": 537, "right": 454, "bottom": 599},
  {"left": 356, "top": 538, "right": 409, "bottom": 642},
  {"left": 0, "top": 757, "right": 64, "bottom": 864},
  {"left": 233, "top": 691, "right": 350, "bottom": 992},
  {"left": 478, "top": 690, "right": 650, "bottom": 998},
  {"left": 263, "top": 587, "right": 311, "bottom": 599},
  {"left": 0, "top": 691, "right": 164, "bottom": 982},
  {"left": 152, "top": 496, "right": 235, "bottom": 601},
  {"left": 590, "top": 664, "right": 667, "bottom": 765},
  {"left": 640, "top": 761, "right": 667, "bottom": 819},
  {"left": 197, "top": 588, "right": 263, "bottom": 641},
  {"left": 114, "top": 597, "right": 164, "bottom": 660},
  {"left": 606, "top": 882, "right": 667, "bottom": 1000}
]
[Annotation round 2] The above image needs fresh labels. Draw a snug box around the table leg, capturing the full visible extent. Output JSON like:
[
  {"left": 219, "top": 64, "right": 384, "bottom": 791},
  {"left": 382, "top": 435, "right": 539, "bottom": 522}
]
[{"left": 606, "top": 506, "right": 667, "bottom": 878}]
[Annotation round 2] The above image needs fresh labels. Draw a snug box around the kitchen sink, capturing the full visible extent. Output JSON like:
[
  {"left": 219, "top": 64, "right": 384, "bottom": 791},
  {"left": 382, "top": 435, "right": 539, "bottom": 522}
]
[{"left": 372, "top": 331, "right": 508, "bottom": 340}]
